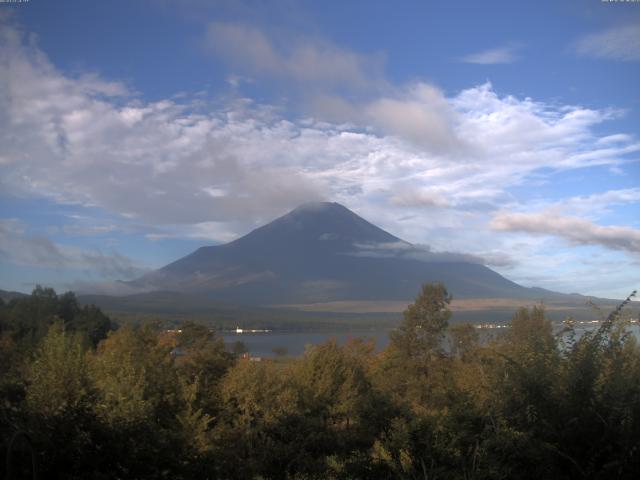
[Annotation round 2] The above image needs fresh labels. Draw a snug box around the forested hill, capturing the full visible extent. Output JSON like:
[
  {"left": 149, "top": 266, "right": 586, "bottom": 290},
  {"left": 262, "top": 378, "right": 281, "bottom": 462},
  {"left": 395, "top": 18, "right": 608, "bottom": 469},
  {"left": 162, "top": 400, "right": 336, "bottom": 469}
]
[
  {"left": 0, "top": 289, "right": 28, "bottom": 303},
  {"left": 1, "top": 284, "right": 639, "bottom": 479}
]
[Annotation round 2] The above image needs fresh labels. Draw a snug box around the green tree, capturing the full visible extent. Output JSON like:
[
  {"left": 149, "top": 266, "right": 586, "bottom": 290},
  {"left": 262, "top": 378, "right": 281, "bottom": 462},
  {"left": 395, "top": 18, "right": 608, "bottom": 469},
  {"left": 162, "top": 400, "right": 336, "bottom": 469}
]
[
  {"left": 390, "top": 282, "right": 452, "bottom": 360},
  {"left": 0, "top": 288, "right": 112, "bottom": 350},
  {"left": 88, "top": 325, "right": 182, "bottom": 478},
  {"left": 216, "top": 359, "right": 299, "bottom": 478},
  {"left": 230, "top": 340, "right": 248, "bottom": 356},
  {"left": 70, "top": 304, "right": 112, "bottom": 347},
  {"left": 26, "top": 323, "right": 90, "bottom": 417},
  {"left": 378, "top": 282, "right": 453, "bottom": 409},
  {"left": 448, "top": 323, "right": 479, "bottom": 360},
  {"left": 24, "top": 323, "right": 98, "bottom": 478},
  {"left": 553, "top": 293, "right": 640, "bottom": 478},
  {"left": 292, "top": 340, "right": 383, "bottom": 477},
  {"left": 174, "top": 321, "right": 233, "bottom": 417}
]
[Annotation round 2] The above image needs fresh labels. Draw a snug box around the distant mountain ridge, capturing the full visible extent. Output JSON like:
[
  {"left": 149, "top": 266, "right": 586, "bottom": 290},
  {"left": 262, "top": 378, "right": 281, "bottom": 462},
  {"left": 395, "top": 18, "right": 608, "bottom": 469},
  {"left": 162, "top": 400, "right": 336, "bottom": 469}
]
[
  {"left": 0, "top": 289, "right": 29, "bottom": 302},
  {"left": 130, "top": 202, "right": 575, "bottom": 306}
]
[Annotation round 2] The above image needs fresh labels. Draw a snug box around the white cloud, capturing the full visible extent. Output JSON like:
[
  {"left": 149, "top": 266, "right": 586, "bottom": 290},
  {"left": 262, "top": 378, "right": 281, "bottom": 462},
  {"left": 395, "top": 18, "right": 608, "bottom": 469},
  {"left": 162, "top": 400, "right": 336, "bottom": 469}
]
[
  {"left": 206, "top": 21, "right": 386, "bottom": 90},
  {"left": 574, "top": 23, "right": 640, "bottom": 62},
  {"left": 496, "top": 188, "right": 640, "bottom": 220},
  {"left": 390, "top": 189, "right": 451, "bottom": 208},
  {"left": 146, "top": 221, "right": 240, "bottom": 243},
  {"left": 1, "top": 23, "right": 637, "bottom": 239},
  {"left": 0, "top": 19, "right": 639, "bottom": 298},
  {"left": 361, "top": 83, "right": 460, "bottom": 150},
  {"left": 491, "top": 211, "right": 640, "bottom": 254},
  {"left": 351, "top": 240, "right": 516, "bottom": 267},
  {"left": 561, "top": 188, "right": 640, "bottom": 216},
  {"left": 205, "top": 23, "right": 462, "bottom": 151},
  {"left": 68, "top": 280, "right": 148, "bottom": 296},
  {"left": 0, "top": 23, "right": 325, "bottom": 225},
  {"left": 0, "top": 219, "right": 149, "bottom": 278},
  {"left": 460, "top": 44, "right": 520, "bottom": 64}
]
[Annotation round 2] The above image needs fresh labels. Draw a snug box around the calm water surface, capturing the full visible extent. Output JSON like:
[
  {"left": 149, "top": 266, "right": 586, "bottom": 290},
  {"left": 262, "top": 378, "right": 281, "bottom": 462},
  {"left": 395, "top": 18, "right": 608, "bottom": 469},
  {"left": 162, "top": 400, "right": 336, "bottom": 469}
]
[
  {"left": 223, "top": 329, "right": 392, "bottom": 357},
  {"left": 222, "top": 324, "right": 640, "bottom": 358}
]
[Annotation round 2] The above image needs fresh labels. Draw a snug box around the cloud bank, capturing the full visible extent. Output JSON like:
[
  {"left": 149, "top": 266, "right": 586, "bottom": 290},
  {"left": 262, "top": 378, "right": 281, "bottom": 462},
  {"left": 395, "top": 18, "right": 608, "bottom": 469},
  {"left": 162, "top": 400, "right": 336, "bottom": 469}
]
[
  {"left": 460, "top": 44, "right": 520, "bottom": 64},
  {"left": 0, "top": 219, "right": 149, "bottom": 279},
  {"left": 0, "top": 18, "right": 638, "bottom": 297},
  {"left": 574, "top": 23, "right": 640, "bottom": 62},
  {"left": 1, "top": 21, "right": 636, "bottom": 235},
  {"left": 206, "top": 21, "right": 386, "bottom": 90},
  {"left": 491, "top": 211, "right": 640, "bottom": 254},
  {"left": 351, "top": 241, "right": 515, "bottom": 268}
]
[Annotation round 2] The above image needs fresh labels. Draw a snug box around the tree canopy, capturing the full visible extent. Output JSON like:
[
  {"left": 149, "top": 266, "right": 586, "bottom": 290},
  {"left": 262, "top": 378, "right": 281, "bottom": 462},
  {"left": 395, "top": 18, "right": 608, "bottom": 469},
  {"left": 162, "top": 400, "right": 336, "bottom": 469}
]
[{"left": 1, "top": 285, "right": 639, "bottom": 479}]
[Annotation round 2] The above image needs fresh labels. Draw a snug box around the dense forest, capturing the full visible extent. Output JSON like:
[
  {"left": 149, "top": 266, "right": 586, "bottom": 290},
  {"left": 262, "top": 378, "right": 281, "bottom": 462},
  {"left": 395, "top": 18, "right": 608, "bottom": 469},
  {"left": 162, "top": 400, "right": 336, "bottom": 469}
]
[{"left": 1, "top": 284, "right": 639, "bottom": 479}]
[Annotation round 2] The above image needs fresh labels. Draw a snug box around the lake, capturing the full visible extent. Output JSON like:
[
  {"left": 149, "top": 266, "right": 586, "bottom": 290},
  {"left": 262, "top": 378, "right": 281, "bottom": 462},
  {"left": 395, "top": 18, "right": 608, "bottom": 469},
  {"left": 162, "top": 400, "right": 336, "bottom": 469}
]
[
  {"left": 222, "top": 322, "right": 640, "bottom": 358},
  {"left": 223, "top": 328, "right": 393, "bottom": 357}
]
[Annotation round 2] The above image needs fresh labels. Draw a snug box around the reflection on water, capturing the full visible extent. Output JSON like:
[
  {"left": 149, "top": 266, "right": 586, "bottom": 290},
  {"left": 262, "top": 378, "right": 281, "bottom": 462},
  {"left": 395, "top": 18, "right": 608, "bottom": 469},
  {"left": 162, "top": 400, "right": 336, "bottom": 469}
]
[
  {"left": 223, "top": 322, "right": 640, "bottom": 358},
  {"left": 223, "top": 329, "right": 393, "bottom": 357}
]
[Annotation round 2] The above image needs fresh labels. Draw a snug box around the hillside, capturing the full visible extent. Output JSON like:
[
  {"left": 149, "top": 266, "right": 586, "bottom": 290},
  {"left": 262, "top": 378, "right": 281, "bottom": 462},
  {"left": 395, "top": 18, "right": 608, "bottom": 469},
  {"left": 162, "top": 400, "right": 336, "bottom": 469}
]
[{"left": 128, "top": 202, "right": 585, "bottom": 307}]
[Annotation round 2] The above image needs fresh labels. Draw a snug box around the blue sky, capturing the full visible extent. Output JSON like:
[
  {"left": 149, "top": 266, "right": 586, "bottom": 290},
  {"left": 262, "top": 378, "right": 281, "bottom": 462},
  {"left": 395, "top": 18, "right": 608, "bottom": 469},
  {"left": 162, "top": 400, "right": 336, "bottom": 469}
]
[{"left": 0, "top": 0, "right": 638, "bottom": 299}]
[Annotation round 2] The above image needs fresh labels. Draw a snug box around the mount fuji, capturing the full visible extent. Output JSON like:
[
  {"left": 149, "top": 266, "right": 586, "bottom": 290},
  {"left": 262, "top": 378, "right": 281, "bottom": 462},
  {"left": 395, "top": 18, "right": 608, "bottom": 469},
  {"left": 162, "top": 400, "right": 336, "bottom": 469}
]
[{"left": 128, "top": 202, "right": 563, "bottom": 306}]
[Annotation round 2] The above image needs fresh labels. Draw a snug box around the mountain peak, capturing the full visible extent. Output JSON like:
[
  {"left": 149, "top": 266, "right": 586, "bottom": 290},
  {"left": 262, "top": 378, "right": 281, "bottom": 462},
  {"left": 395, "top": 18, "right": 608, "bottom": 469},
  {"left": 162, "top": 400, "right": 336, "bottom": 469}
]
[
  {"left": 133, "top": 200, "right": 553, "bottom": 304},
  {"left": 231, "top": 201, "right": 401, "bottom": 249},
  {"left": 283, "top": 201, "right": 357, "bottom": 223},
  {"left": 290, "top": 201, "right": 347, "bottom": 213}
]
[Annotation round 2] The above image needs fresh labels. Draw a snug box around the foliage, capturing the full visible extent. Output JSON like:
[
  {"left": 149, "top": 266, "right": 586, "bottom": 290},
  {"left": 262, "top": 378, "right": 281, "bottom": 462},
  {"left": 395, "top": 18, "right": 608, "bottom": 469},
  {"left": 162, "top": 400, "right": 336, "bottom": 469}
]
[
  {"left": 390, "top": 282, "right": 452, "bottom": 359},
  {"left": 0, "top": 286, "right": 112, "bottom": 349},
  {"left": 1, "top": 284, "right": 639, "bottom": 479}
]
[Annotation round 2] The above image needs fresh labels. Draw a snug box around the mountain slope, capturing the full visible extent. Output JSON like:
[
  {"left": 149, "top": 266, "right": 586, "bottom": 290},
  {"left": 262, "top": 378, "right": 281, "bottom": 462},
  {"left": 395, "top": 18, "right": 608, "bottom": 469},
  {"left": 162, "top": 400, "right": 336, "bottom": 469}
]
[
  {"left": 0, "top": 289, "right": 29, "bottom": 302},
  {"left": 131, "top": 202, "right": 566, "bottom": 305}
]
